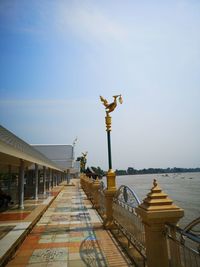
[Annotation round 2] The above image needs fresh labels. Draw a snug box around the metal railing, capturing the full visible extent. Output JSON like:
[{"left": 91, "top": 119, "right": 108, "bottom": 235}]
[
  {"left": 166, "top": 217, "right": 200, "bottom": 267},
  {"left": 112, "top": 185, "right": 146, "bottom": 266}
]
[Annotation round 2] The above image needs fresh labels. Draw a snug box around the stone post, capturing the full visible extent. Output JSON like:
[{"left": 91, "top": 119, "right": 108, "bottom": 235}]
[
  {"left": 80, "top": 173, "right": 83, "bottom": 188},
  {"left": 88, "top": 177, "right": 94, "bottom": 201},
  {"left": 92, "top": 178, "right": 101, "bottom": 209},
  {"left": 81, "top": 174, "right": 87, "bottom": 192},
  {"left": 136, "top": 179, "right": 184, "bottom": 267},
  {"left": 83, "top": 175, "right": 89, "bottom": 196},
  {"left": 104, "top": 169, "right": 117, "bottom": 229}
]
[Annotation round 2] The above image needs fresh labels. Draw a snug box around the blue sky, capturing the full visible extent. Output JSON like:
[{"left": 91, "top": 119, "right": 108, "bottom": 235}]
[{"left": 0, "top": 0, "right": 200, "bottom": 170}]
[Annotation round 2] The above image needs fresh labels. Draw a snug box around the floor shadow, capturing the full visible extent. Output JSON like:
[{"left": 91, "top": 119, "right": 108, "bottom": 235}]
[{"left": 78, "top": 191, "right": 108, "bottom": 267}]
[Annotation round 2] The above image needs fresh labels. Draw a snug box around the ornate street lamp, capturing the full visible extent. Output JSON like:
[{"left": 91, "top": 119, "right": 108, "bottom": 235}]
[
  {"left": 99, "top": 94, "right": 123, "bottom": 228},
  {"left": 100, "top": 95, "right": 123, "bottom": 172}
]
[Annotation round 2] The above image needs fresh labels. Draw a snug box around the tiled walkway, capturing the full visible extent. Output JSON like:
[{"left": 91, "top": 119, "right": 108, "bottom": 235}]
[
  {"left": 6, "top": 180, "right": 133, "bottom": 267},
  {"left": 0, "top": 186, "right": 63, "bottom": 266}
]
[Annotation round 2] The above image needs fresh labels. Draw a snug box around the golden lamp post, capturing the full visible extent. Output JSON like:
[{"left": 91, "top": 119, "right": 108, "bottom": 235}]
[{"left": 100, "top": 94, "right": 123, "bottom": 228}]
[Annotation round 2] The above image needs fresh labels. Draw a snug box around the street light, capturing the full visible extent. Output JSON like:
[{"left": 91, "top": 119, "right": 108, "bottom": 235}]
[
  {"left": 100, "top": 94, "right": 123, "bottom": 228},
  {"left": 100, "top": 95, "right": 123, "bottom": 189}
]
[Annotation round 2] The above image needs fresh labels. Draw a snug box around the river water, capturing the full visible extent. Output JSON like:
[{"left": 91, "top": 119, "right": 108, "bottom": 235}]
[{"left": 103, "top": 172, "right": 200, "bottom": 228}]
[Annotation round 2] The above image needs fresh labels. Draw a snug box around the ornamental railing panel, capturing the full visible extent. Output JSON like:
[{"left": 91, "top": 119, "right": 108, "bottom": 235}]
[
  {"left": 113, "top": 185, "right": 146, "bottom": 265},
  {"left": 166, "top": 217, "right": 200, "bottom": 267},
  {"left": 98, "top": 181, "right": 106, "bottom": 218},
  {"left": 88, "top": 178, "right": 94, "bottom": 202}
]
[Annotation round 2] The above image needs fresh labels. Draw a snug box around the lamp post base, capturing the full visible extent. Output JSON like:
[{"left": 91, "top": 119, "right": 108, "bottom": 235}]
[
  {"left": 106, "top": 169, "right": 116, "bottom": 191},
  {"left": 103, "top": 169, "right": 117, "bottom": 229}
]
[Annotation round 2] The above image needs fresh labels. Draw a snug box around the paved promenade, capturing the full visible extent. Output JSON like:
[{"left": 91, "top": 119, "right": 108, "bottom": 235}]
[
  {"left": 0, "top": 185, "right": 63, "bottom": 266},
  {"left": 2, "top": 180, "right": 133, "bottom": 267}
]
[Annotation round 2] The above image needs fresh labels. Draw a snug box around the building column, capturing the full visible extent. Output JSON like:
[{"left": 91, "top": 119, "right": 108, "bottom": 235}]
[
  {"left": 34, "top": 164, "right": 39, "bottom": 200},
  {"left": 67, "top": 169, "right": 70, "bottom": 184},
  {"left": 43, "top": 166, "right": 46, "bottom": 195},
  {"left": 46, "top": 168, "right": 49, "bottom": 191},
  {"left": 49, "top": 169, "right": 52, "bottom": 190},
  {"left": 53, "top": 172, "right": 56, "bottom": 187},
  {"left": 57, "top": 172, "right": 59, "bottom": 185},
  {"left": 56, "top": 172, "right": 59, "bottom": 186},
  {"left": 18, "top": 159, "right": 25, "bottom": 209},
  {"left": 51, "top": 170, "right": 54, "bottom": 188},
  {"left": 8, "top": 164, "right": 12, "bottom": 195}
]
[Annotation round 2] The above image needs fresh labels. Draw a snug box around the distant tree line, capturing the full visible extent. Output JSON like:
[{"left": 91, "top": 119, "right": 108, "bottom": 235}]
[
  {"left": 89, "top": 166, "right": 200, "bottom": 177},
  {"left": 116, "top": 167, "right": 200, "bottom": 176}
]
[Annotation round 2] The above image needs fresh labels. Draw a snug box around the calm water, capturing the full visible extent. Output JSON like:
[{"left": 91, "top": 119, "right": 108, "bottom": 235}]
[{"left": 103, "top": 172, "right": 200, "bottom": 228}]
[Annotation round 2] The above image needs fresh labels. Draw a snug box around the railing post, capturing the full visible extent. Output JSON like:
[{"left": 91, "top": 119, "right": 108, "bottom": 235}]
[
  {"left": 136, "top": 179, "right": 184, "bottom": 267},
  {"left": 92, "top": 178, "right": 101, "bottom": 209},
  {"left": 80, "top": 174, "right": 84, "bottom": 189},
  {"left": 88, "top": 177, "right": 94, "bottom": 201},
  {"left": 104, "top": 169, "right": 117, "bottom": 229}
]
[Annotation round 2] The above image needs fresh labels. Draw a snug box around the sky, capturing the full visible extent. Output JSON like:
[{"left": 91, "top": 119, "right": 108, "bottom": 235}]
[{"left": 0, "top": 0, "right": 200, "bottom": 170}]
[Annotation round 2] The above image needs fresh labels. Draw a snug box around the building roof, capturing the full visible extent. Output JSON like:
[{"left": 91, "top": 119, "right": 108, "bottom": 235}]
[
  {"left": 33, "top": 145, "right": 73, "bottom": 170},
  {"left": 0, "top": 125, "right": 62, "bottom": 171}
]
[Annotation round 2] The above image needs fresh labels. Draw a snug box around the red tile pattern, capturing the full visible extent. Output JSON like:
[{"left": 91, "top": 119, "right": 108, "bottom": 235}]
[{"left": 0, "top": 212, "right": 30, "bottom": 221}]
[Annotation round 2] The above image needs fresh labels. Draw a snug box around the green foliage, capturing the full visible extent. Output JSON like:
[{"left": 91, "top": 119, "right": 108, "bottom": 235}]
[
  {"left": 91, "top": 166, "right": 105, "bottom": 177},
  {"left": 125, "top": 167, "right": 200, "bottom": 175},
  {"left": 116, "top": 169, "right": 127, "bottom": 175}
]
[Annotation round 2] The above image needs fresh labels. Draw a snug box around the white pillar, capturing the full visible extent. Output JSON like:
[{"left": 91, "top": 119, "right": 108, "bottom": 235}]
[
  {"left": 35, "top": 164, "right": 39, "bottom": 200},
  {"left": 43, "top": 166, "right": 46, "bottom": 195},
  {"left": 8, "top": 165, "right": 12, "bottom": 195},
  {"left": 67, "top": 169, "right": 70, "bottom": 184},
  {"left": 51, "top": 170, "right": 54, "bottom": 188},
  {"left": 49, "top": 169, "right": 52, "bottom": 190},
  {"left": 18, "top": 159, "right": 25, "bottom": 209},
  {"left": 55, "top": 173, "right": 58, "bottom": 186}
]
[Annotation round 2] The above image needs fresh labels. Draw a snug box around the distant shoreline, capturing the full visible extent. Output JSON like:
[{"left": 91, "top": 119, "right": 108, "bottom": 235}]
[{"left": 115, "top": 167, "right": 200, "bottom": 176}]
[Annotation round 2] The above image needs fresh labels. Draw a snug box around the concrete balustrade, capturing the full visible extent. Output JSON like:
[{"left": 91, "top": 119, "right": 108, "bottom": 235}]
[
  {"left": 91, "top": 178, "right": 101, "bottom": 209},
  {"left": 81, "top": 170, "right": 117, "bottom": 229},
  {"left": 87, "top": 178, "right": 94, "bottom": 201},
  {"left": 80, "top": 175, "right": 186, "bottom": 267}
]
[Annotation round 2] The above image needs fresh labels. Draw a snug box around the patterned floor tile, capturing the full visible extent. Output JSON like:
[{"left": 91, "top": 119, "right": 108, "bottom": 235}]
[
  {"left": 55, "top": 207, "right": 71, "bottom": 212},
  {"left": 46, "top": 261, "right": 68, "bottom": 267},
  {"left": 26, "top": 262, "right": 47, "bottom": 266},
  {"left": 68, "top": 260, "right": 85, "bottom": 267},
  {"left": 68, "top": 252, "right": 81, "bottom": 260},
  {"left": 50, "top": 215, "right": 70, "bottom": 222},
  {"left": 29, "top": 247, "right": 68, "bottom": 263}
]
